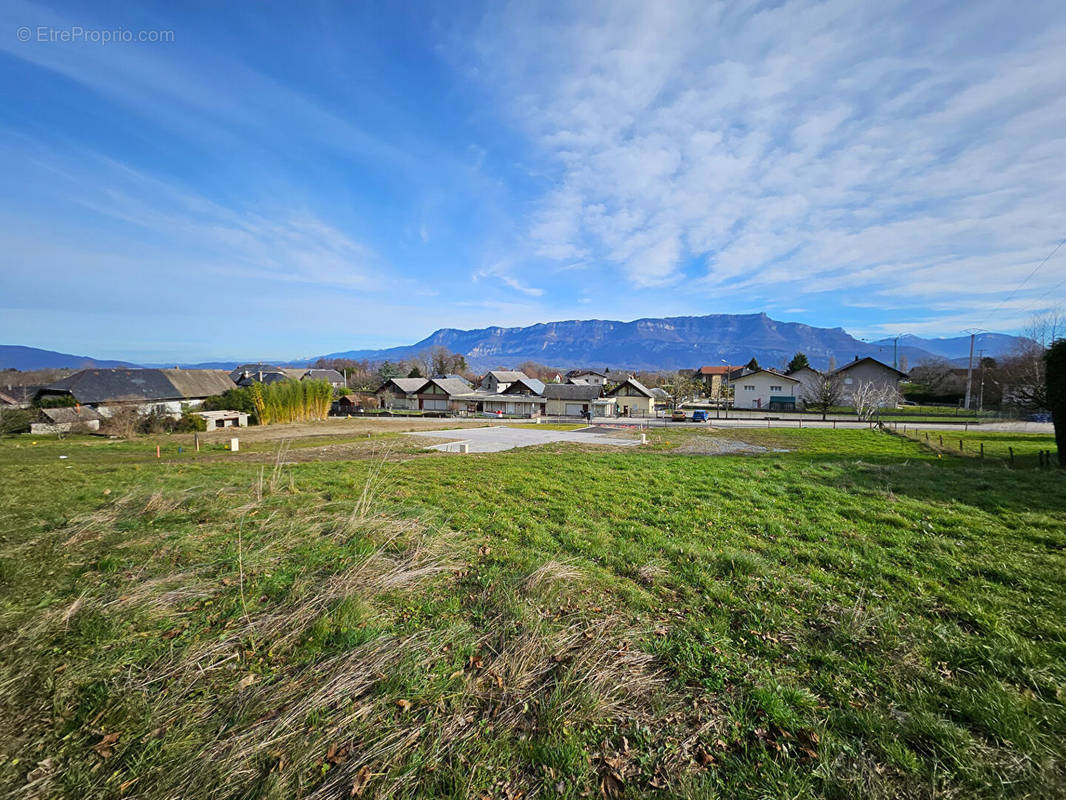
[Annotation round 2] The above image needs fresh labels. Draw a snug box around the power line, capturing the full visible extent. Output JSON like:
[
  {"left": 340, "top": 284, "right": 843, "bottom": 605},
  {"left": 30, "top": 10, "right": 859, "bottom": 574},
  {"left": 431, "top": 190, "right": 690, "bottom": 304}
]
[
  {"left": 1015, "top": 271, "right": 1066, "bottom": 319},
  {"left": 982, "top": 235, "right": 1066, "bottom": 326}
]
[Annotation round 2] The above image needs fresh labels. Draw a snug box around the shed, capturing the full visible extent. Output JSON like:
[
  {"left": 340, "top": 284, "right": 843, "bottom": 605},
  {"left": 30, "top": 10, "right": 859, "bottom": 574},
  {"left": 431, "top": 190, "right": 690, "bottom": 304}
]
[{"left": 31, "top": 405, "right": 103, "bottom": 434}]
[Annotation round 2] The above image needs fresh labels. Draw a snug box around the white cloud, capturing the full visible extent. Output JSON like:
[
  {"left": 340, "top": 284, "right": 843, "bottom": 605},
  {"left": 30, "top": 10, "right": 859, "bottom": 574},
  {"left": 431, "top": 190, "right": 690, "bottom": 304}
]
[
  {"left": 473, "top": 260, "right": 545, "bottom": 297},
  {"left": 469, "top": 0, "right": 1066, "bottom": 325}
]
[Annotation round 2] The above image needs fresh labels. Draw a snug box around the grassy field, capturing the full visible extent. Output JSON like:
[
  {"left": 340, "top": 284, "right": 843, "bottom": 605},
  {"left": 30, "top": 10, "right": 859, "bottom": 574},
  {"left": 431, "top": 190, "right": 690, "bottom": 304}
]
[
  {"left": 904, "top": 429, "right": 1060, "bottom": 467},
  {"left": 0, "top": 425, "right": 1064, "bottom": 799}
]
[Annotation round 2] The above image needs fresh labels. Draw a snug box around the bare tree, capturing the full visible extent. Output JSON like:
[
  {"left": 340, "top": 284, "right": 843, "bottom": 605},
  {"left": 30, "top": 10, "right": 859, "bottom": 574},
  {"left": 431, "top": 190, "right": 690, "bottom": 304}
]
[
  {"left": 851, "top": 380, "right": 900, "bottom": 421},
  {"left": 999, "top": 311, "right": 1063, "bottom": 411},
  {"left": 665, "top": 373, "right": 701, "bottom": 407},
  {"left": 801, "top": 373, "right": 843, "bottom": 420},
  {"left": 102, "top": 406, "right": 142, "bottom": 439}
]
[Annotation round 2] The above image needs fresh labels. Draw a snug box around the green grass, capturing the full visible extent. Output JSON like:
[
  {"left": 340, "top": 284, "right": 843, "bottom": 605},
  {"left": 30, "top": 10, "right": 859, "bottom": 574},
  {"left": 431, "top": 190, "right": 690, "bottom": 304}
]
[
  {"left": 1, "top": 428, "right": 1064, "bottom": 798},
  {"left": 903, "top": 428, "right": 1058, "bottom": 467}
]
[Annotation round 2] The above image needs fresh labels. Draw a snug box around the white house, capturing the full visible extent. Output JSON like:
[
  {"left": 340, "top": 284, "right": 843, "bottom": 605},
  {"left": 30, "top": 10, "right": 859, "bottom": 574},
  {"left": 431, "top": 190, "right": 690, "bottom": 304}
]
[
  {"left": 565, "top": 369, "right": 607, "bottom": 387},
  {"left": 729, "top": 369, "right": 801, "bottom": 411}
]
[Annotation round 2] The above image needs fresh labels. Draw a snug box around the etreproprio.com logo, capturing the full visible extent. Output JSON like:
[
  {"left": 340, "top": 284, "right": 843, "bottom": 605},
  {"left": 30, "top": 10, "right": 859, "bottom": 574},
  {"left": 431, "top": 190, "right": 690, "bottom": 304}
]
[{"left": 16, "top": 25, "right": 175, "bottom": 44}]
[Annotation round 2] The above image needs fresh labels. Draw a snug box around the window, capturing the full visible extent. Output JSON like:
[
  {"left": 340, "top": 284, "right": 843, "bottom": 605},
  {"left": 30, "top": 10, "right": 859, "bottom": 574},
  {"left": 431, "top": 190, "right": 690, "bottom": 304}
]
[
  {"left": 844, "top": 377, "right": 853, "bottom": 385},
  {"left": 770, "top": 385, "right": 782, "bottom": 391},
  {"left": 744, "top": 385, "right": 755, "bottom": 391}
]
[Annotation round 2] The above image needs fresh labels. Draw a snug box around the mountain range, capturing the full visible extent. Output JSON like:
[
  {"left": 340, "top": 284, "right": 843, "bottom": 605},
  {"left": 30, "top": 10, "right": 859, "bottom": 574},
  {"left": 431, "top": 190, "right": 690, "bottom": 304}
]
[
  {"left": 1, "top": 314, "right": 1027, "bottom": 373},
  {"left": 311, "top": 313, "right": 1024, "bottom": 371}
]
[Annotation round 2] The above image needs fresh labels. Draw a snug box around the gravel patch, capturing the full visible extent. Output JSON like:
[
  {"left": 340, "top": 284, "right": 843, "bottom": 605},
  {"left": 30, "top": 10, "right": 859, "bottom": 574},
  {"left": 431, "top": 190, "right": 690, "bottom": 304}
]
[{"left": 673, "top": 436, "right": 789, "bottom": 455}]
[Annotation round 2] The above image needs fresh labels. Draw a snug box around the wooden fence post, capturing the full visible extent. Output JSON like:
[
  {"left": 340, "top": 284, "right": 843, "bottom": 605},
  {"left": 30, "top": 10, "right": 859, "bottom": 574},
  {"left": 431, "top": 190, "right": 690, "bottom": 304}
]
[
  {"left": 1009, "top": 446, "right": 1014, "bottom": 468},
  {"left": 959, "top": 439, "right": 963, "bottom": 452},
  {"left": 980, "top": 442, "right": 984, "bottom": 458}
]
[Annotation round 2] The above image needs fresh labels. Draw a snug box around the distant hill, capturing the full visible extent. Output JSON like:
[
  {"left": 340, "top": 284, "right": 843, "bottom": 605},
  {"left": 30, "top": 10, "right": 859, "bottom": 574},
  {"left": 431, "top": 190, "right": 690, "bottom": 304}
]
[
  {"left": 2, "top": 316, "right": 1029, "bottom": 373},
  {"left": 0, "top": 345, "right": 137, "bottom": 371},
  {"left": 314, "top": 312, "right": 1027, "bottom": 371},
  {"left": 871, "top": 333, "right": 1025, "bottom": 365}
]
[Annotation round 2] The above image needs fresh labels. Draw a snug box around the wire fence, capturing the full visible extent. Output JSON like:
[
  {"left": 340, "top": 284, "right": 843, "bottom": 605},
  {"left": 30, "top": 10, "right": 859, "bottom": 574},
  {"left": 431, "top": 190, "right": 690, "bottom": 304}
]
[{"left": 883, "top": 422, "right": 1060, "bottom": 469}]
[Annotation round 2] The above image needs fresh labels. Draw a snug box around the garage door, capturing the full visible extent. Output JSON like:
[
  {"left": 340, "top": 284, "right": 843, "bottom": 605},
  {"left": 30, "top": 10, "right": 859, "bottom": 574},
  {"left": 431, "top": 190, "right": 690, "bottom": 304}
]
[
  {"left": 564, "top": 403, "right": 585, "bottom": 416},
  {"left": 423, "top": 399, "right": 448, "bottom": 411}
]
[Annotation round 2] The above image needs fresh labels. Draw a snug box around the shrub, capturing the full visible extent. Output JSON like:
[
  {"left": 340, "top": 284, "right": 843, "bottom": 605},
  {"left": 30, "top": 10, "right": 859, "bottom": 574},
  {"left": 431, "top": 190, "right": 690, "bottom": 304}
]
[
  {"left": 0, "top": 408, "right": 32, "bottom": 435},
  {"left": 202, "top": 388, "right": 258, "bottom": 420},
  {"left": 175, "top": 406, "right": 207, "bottom": 432},
  {"left": 37, "top": 394, "right": 76, "bottom": 408},
  {"left": 252, "top": 379, "right": 333, "bottom": 425}
]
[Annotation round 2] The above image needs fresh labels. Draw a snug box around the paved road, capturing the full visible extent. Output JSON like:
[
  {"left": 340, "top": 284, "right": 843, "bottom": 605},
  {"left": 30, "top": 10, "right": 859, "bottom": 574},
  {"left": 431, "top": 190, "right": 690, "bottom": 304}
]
[{"left": 407, "top": 425, "right": 640, "bottom": 453}]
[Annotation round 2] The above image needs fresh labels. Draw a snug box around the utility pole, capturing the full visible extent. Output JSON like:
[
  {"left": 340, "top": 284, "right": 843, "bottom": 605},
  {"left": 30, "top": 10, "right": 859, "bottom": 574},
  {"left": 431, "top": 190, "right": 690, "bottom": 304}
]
[
  {"left": 976, "top": 349, "right": 985, "bottom": 412},
  {"left": 962, "top": 329, "right": 984, "bottom": 411}
]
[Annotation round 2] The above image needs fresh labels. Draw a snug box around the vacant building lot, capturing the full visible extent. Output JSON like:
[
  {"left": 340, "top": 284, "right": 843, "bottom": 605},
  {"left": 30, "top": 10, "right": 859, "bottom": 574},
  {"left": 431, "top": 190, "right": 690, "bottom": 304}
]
[{"left": 0, "top": 423, "right": 1063, "bottom": 799}]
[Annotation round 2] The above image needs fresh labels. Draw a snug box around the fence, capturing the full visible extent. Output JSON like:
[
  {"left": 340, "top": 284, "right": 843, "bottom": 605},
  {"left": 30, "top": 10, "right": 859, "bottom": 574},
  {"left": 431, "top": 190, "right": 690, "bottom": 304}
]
[{"left": 884, "top": 423, "right": 1060, "bottom": 470}]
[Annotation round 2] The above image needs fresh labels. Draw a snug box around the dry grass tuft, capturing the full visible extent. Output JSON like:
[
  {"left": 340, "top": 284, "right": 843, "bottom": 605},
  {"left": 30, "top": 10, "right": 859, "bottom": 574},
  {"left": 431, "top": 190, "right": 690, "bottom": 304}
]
[
  {"left": 637, "top": 562, "right": 667, "bottom": 586},
  {"left": 523, "top": 559, "right": 581, "bottom": 593}
]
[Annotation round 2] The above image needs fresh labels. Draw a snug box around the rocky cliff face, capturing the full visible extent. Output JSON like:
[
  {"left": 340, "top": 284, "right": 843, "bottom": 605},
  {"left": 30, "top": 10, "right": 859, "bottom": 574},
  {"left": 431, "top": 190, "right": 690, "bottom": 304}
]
[{"left": 317, "top": 312, "right": 960, "bottom": 371}]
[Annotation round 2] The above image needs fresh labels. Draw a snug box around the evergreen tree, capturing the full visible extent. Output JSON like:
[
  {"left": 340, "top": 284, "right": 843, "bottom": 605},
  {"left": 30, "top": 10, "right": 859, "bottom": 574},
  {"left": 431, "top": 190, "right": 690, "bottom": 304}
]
[
  {"left": 787, "top": 352, "right": 810, "bottom": 372},
  {"left": 746, "top": 357, "right": 760, "bottom": 371},
  {"left": 1045, "top": 339, "right": 1066, "bottom": 467}
]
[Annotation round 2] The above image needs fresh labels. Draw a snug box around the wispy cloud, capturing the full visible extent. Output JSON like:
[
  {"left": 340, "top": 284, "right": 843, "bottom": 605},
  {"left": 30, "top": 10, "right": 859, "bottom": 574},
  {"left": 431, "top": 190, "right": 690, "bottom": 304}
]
[
  {"left": 473, "top": 260, "right": 545, "bottom": 297},
  {"left": 468, "top": 0, "right": 1066, "bottom": 324}
]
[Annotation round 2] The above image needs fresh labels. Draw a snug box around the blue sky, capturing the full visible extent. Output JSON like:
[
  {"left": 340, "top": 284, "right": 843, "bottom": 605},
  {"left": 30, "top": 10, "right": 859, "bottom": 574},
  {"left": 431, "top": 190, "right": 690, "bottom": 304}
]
[{"left": 2, "top": 0, "right": 1065, "bottom": 362}]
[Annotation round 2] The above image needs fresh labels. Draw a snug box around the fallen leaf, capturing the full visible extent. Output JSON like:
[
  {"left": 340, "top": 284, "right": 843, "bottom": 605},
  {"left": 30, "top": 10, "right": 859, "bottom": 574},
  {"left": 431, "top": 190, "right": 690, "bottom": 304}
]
[
  {"left": 395, "top": 699, "right": 412, "bottom": 712},
  {"left": 327, "top": 742, "right": 350, "bottom": 765},
  {"left": 449, "top": 669, "right": 465, "bottom": 680},
  {"left": 92, "top": 732, "right": 121, "bottom": 759},
  {"left": 350, "top": 765, "right": 371, "bottom": 796},
  {"left": 600, "top": 771, "right": 625, "bottom": 797}
]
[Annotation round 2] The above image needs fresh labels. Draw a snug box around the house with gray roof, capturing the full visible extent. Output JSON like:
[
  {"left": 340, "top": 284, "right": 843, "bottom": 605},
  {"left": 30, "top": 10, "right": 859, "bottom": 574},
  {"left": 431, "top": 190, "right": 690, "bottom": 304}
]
[
  {"left": 230, "top": 364, "right": 290, "bottom": 386},
  {"left": 481, "top": 370, "right": 529, "bottom": 394},
  {"left": 542, "top": 383, "right": 616, "bottom": 417},
  {"left": 36, "top": 368, "right": 234, "bottom": 417},
  {"left": 605, "top": 377, "right": 655, "bottom": 417},
  {"left": 502, "top": 376, "right": 546, "bottom": 396},
  {"left": 30, "top": 405, "right": 103, "bottom": 434},
  {"left": 831, "top": 357, "right": 907, "bottom": 407},
  {"left": 281, "top": 368, "right": 346, "bottom": 388},
  {"left": 375, "top": 377, "right": 427, "bottom": 410}
]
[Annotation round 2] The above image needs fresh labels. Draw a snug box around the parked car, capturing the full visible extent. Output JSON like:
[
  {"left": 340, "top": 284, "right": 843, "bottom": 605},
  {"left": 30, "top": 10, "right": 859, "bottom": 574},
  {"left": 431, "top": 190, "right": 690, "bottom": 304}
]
[
  {"left": 691, "top": 410, "right": 709, "bottom": 422},
  {"left": 671, "top": 409, "right": 686, "bottom": 421},
  {"left": 1028, "top": 413, "right": 1052, "bottom": 423}
]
